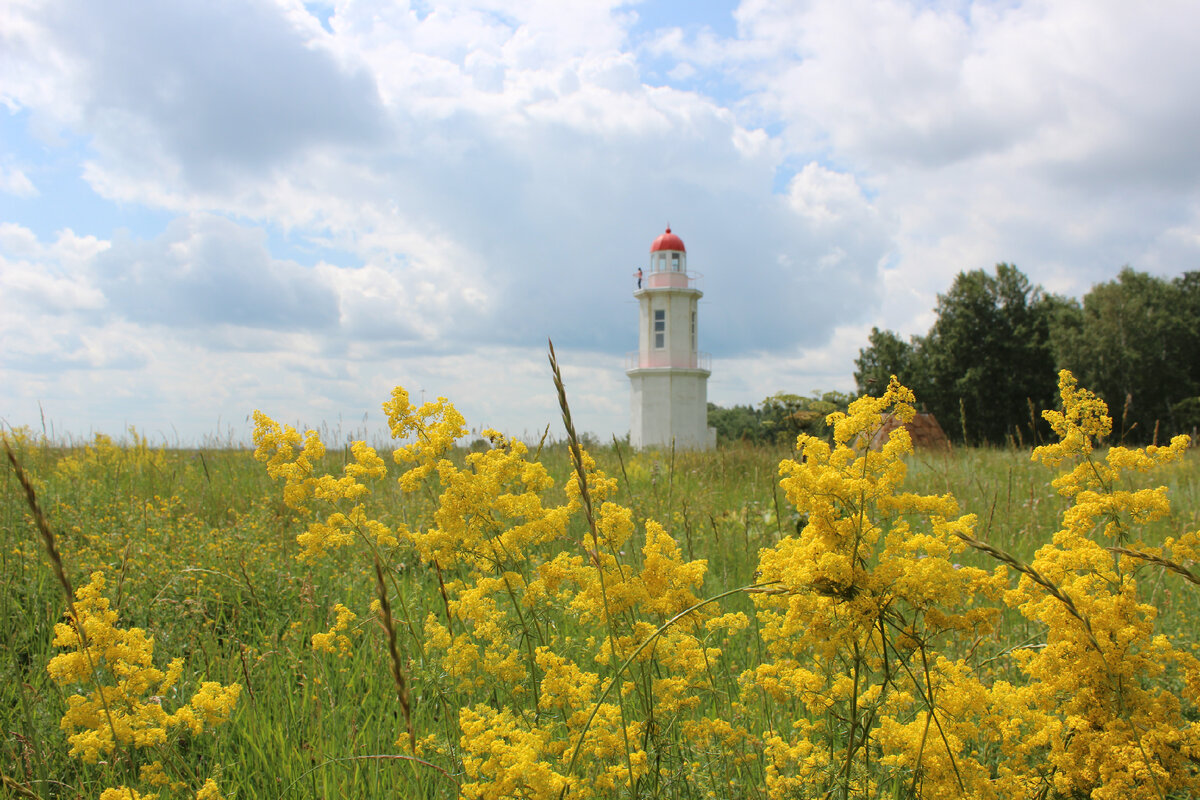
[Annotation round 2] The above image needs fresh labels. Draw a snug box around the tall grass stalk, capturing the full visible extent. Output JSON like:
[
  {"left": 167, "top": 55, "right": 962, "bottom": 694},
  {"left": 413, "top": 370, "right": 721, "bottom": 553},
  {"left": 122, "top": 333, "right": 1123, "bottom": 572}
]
[{"left": 548, "top": 339, "right": 636, "bottom": 795}]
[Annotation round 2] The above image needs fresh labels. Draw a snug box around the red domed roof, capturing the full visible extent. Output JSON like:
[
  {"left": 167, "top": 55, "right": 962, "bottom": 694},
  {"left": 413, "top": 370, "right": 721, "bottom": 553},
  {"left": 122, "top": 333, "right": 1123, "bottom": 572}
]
[{"left": 650, "top": 226, "right": 686, "bottom": 253}]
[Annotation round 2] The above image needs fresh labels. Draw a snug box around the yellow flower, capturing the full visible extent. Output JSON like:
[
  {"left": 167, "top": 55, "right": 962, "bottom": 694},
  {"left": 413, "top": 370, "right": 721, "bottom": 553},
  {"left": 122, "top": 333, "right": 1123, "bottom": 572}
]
[
  {"left": 458, "top": 705, "right": 574, "bottom": 800},
  {"left": 747, "top": 376, "right": 1001, "bottom": 797},
  {"left": 995, "top": 370, "right": 1200, "bottom": 799},
  {"left": 47, "top": 572, "right": 241, "bottom": 763},
  {"left": 312, "top": 603, "right": 358, "bottom": 658},
  {"left": 195, "top": 778, "right": 225, "bottom": 800},
  {"left": 99, "top": 789, "right": 157, "bottom": 800}
]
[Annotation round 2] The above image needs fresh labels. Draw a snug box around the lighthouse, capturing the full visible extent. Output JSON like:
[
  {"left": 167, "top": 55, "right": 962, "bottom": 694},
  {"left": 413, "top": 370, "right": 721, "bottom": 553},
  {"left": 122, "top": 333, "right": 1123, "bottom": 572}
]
[{"left": 627, "top": 226, "right": 716, "bottom": 450}]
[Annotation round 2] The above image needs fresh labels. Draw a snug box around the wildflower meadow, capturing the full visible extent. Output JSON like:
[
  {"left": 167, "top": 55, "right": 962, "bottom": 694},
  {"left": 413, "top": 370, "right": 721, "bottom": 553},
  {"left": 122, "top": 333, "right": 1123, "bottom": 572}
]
[{"left": 3, "top": 362, "right": 1199, "bottom": 799}]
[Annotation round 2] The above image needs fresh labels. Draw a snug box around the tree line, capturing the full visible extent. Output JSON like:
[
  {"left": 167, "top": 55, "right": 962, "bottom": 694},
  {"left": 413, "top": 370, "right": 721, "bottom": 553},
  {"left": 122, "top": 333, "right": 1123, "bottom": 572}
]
[
  {"left": 708, "top": 391, "right": 855, "bottom": 446},
  {"left": 853, "top": 265, "right": 1200, "bottom": 445},
  {"left": 708, "top": 265, "right": 1200, "bottom": 446}
]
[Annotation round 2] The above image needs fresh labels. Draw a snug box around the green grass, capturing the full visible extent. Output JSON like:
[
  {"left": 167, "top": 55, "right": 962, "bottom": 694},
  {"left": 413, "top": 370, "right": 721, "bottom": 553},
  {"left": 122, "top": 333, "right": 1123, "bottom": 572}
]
[{"left": 2, "top": 434, "right": 1197, "bottom": 798}]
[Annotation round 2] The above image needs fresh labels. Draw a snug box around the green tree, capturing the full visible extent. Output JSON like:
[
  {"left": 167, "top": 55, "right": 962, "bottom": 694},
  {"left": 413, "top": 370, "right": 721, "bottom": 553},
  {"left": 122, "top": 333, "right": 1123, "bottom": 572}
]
[
  {"left": 854, "top": 327, "right": 918, "bottom": 397},
  {"left": 1174, "top": 270, "right": 1200, "bottom": 397},
  {"left": 1056, "top": 268, "right": 1200, "bottom": 441},
  {"left": 758, "top": 392, "right": 810, "bottom": 444},
  {"left": 709, "top": 391, "right": 855, "bottom": 446},
  {"left": 707, "top": 402, "right": 764, "bottom": 443},
  {"left": 760, "top": 391, "right": 853, "bottom": 444},
  {"left": 918, "top": 264, "right": 1061, "bottom": 445}
]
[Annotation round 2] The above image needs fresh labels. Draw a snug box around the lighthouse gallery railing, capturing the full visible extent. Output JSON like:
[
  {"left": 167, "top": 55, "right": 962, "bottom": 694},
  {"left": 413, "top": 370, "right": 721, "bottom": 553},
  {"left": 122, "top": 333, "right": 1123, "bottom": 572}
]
[{"left": 625, "top": 352, "right": 712, "bottom": 371}]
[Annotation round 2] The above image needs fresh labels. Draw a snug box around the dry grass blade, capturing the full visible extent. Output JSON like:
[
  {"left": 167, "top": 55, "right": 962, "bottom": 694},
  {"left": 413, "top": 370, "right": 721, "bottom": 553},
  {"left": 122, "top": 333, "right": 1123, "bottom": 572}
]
[
  {"left": 374, "top": 557, "right": 416, "bottom": 752},
  {"left": 547, "top": 339, "right": 596, "bottom": 534},
  {"left": 547, "top": 338, "right": 636, "bottom": 797},
  {"left": 951, "top": 529, "right": 1103, "bottom": 655},
  {"left": 1109, "top": 546, "right": 1200, "bottom": 587},
  {"left": 3, "top": 437, "right": 132, "bottom": 790},
  {"left": 4, "top": 438, "right": 76, "bottom": 602},
  {"left": 1, "top": 772, "right": 41, "bottom": 800}
]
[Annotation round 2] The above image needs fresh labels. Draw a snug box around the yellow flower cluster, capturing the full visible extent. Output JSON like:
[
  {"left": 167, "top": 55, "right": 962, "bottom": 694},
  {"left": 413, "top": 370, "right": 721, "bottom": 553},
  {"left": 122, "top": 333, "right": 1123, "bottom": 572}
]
[
  {"left": 95, "top": 779, "right": 225, "bottom": 800},
  {"left": 987, "top": 371, "right": 1200, "bottom": 799},
  {"left": 47, "top": 571, "right": 241, "bottom": 763},
  {"left": 415, "top": 429, "right": 568, "bottom": 569},
  {"left": 419, "top": 450, "right": 694, "bottom": 789},
  {"left": 745, "top": 377, "right": 1006, "bottom": 799},
  {"left": 252, "top": 411, "right": 398, "bottom": 562},
  {"left": 384, "top": 386, "right": 468, "bottom": 492},
  {"left": 458, "top": 704, "right": 577, "bottom": 800},
  {"left": 312, "top": 602, "right": 359, "bottom": 657},
  {"left": 99, "top": 788, "right": 156, "bottom": 800}
]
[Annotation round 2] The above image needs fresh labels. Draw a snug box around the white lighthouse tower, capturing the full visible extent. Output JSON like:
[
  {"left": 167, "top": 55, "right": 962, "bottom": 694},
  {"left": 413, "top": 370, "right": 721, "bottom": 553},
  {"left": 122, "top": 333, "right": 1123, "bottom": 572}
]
[{"left": 627, "top": 226, "right": 716, "bottom": 450}]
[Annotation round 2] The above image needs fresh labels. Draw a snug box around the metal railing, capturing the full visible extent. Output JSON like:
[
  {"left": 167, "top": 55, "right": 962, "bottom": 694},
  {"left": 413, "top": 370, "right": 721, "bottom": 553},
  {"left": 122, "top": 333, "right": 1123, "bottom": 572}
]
[
  {"left": 625, "top": 351, "right": 712, "bottom": 370},
  {"left": 632, "top": 271, "right": 704, "bottom": 291}
]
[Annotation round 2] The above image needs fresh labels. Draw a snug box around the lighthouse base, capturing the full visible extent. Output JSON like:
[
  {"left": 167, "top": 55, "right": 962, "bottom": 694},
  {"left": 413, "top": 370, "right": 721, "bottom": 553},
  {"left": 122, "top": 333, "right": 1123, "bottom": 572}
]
[{"left": 627, "top": 367, "right": 716, "bottom": 450}]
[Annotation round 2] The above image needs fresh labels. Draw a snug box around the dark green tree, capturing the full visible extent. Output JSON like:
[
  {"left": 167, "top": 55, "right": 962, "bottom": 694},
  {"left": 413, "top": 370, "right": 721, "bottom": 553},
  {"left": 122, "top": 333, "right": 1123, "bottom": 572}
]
[
  {"left": 1174, "top": 270, "right": 1200, "bottom": 398},
  {"left": 1056, "top": 268, "right": 1200, "bottom": 441},
  {"left": 854, "top": 328, "right": 918, "bottom": 397},
  {"left": 917, "top": 264, "right": 1061, "bottom": 445}
]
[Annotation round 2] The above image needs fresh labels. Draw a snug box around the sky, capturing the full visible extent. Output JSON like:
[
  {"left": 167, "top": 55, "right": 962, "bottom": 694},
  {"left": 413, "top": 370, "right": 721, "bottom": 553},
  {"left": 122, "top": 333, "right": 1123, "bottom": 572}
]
[{"left": 3, "top": 0, "right": 1200, "bottom": 446}]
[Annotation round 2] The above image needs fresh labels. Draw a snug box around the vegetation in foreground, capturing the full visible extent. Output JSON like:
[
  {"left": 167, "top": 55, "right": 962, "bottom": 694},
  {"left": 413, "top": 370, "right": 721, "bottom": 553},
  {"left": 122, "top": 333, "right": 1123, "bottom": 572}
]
[{"left": 3, "top": 369, "right": 1200, "bottom": 799}]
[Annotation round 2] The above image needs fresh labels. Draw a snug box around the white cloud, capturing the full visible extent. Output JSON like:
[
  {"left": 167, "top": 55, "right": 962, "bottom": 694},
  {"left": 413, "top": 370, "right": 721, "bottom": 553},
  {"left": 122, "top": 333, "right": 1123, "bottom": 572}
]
[
  {"left": 93, "top": 214, "right": 342, "bottom": 330},
  {"left": 0, "top": 223, "right": 107, "bottom": 313},
  {"left": 0, "top": 164, "right": 36, "bottom": 196},
  {"left": 3, "top": 0, "right": 1200, "bottom": 442},
  {"left": 667, "top": 61, "right": 696, "bottom": 82},
  {"left": 787, "top": 163, "right": 872, "bottom": 224},
  {"left": 0, "top": 226, "right": 150, "bottom": 384},
  {"left": 709, "top": 0, "right": 1200, "bottom": 341}
]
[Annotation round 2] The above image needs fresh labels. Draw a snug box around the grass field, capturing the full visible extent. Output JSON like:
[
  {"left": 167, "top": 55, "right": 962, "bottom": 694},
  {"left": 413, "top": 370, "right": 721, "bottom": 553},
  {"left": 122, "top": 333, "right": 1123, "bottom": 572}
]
[{"left": 3, "top": 378, "right": 1199, "bottom": 799}]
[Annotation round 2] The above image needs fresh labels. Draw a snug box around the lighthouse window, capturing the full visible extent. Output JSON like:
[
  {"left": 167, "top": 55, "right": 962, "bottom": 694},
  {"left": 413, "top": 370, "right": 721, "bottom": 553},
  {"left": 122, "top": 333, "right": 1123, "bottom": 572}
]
[
  {"left": 654, "top": 309, "right": 665, "bottom": 349},
  {"left": 657, "top": 253, "right": 666, "bottom": 271},
  {"left": 691, "top": 311, "right": 696, "bottom": 349},
  {"left": 672, "top": 253, "right": 680, "bottom": 271}
]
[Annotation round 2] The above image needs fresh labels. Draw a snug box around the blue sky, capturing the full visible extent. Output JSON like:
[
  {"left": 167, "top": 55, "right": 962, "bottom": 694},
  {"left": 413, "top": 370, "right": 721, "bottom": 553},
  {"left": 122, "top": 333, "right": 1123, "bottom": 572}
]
[{"left": 4, "top": 0, "right": 1200, "bottom": 444}]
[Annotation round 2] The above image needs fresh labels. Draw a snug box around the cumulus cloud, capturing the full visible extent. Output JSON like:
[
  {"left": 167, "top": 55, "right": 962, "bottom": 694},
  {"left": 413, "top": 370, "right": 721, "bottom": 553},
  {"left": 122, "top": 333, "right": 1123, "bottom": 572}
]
[
  {"left": 0, "top": 223, "right": 107, "bottom": 313},
  {"left": 93, "top": 214, "right": 340, "bottom": 330},
  {"left": 690, "top": 0, "right": 1200, "bottom": 337},
  {"left": 787, "top": 163, "right": 873, "bottom": 225},
  {"left": 4, "top": 0, "right": 1200, "bottom": 442},
  {"left": 6, "top": 0, "right": 893, "bottom": 356},
  {"left": 5, "top": 1, "right": 865, "bottom": 344},
  {"left": 11, "top": 0, "right": 387, "bottom": 181},
  {"left": 0, "top": 224, "right": 151, "bottom": 379}
]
